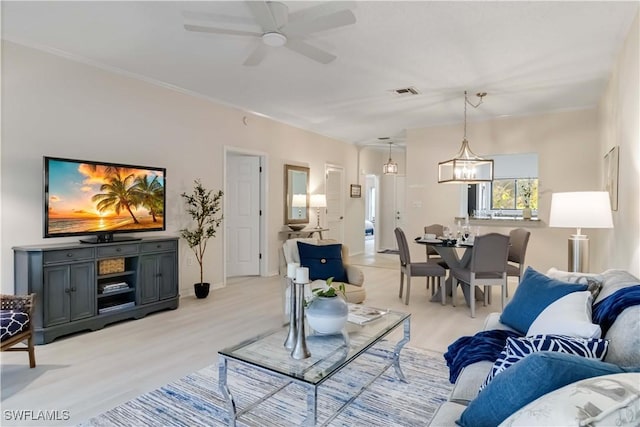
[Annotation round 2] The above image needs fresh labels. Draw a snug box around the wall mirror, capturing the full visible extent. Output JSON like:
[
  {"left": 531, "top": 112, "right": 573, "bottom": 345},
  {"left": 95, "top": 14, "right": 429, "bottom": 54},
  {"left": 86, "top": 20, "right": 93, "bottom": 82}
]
[{"left": 284, "top": 164, "right": 309, "bottom": 227}]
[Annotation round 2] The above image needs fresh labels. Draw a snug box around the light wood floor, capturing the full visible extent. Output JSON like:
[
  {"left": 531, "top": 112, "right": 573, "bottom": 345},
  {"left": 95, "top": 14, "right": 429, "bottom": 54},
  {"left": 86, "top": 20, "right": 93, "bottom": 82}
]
[{"left": 0, "top": 244, "right": 513, "bottom": 426}]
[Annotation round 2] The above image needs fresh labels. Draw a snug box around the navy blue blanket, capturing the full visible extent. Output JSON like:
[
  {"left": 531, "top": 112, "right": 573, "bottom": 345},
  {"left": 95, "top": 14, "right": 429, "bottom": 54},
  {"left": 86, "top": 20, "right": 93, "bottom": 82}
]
[
  {"left": 444, "top": 329, "right": 522, "bottom": 383},
  {"left": 593, "top": 285, "right": 640, "bottom": 336}
]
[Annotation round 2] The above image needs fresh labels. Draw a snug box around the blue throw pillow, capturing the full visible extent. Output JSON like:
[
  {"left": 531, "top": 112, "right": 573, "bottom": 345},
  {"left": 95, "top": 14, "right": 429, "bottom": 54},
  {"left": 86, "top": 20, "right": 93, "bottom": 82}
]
[
  {"left": 479, "top": 334, "right": 609, "bottom": 391},
  {"left": 499, "top": 267, "right": 588, "bottom": 333},
  {"left": 457, "top": 352, "right": 629, "bottom": 427},
  {"left": 297, "top": 242, "right": 348, "bottom": 283}
]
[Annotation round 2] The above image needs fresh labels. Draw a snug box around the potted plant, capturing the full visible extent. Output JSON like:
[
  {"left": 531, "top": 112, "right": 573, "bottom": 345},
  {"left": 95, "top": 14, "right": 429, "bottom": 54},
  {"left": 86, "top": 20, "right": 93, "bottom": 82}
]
[
  {"left": 520, "top": 180, "right": 533, "bottom": 220},
  {"left": 180, "top": 179, "right": 223, "bottom": 299},
  {"left": 306, "top": 278, "right": 349, "bottom": 334}
]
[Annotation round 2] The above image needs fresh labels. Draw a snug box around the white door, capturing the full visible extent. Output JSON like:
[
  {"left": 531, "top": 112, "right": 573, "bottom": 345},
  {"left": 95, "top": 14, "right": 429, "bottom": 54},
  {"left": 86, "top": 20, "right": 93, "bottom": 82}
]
[
  {"left": 381, "top": 174, "right": 406, "bottom": 250},
  {"left": 325, "top": 165, "right": 344, "bottom": 242},
  {"left": 226, "top": 154, "right": 260, "bottom": 276}
]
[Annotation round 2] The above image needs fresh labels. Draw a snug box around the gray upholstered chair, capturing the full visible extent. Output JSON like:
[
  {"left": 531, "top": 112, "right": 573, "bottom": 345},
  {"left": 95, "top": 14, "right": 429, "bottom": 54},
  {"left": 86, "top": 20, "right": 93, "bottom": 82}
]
[
  {"left": 1, "top": 293, "right": 36, "bottom": 368},
  {"left": 506, "top": 228, "right": 531, "bottom": 297},
  {"left": 450, "top": 233, "right": 510, "bottom": 317},
  {"left": 423, "top": 224, "right": 449, "bottom": 295},
  {"left": 394, "top": 227, "right": 446, "bottom": 305}
]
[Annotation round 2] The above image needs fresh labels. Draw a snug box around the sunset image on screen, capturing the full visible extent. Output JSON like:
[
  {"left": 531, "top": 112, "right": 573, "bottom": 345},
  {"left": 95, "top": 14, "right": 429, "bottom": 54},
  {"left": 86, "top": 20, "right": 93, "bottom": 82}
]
[{"left": 47, "top": 159, "right": 164, "bottom": 235}]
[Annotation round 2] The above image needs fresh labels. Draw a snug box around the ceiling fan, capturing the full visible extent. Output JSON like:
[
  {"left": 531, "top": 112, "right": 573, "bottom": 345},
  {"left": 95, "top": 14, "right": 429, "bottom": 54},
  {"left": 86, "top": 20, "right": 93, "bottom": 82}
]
[{"left": 183, "top": 1, "right": 356, "bottom": 66}]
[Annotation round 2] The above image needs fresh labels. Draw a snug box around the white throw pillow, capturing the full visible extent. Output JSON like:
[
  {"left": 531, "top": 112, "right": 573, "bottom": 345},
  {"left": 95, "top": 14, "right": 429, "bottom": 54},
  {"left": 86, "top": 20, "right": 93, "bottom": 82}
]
[
  {"left": 527, "top": 291, "right": 601, "bottom": 339},
  {"left": 499, "top": 373, "right": 640, "bottom": 427}
]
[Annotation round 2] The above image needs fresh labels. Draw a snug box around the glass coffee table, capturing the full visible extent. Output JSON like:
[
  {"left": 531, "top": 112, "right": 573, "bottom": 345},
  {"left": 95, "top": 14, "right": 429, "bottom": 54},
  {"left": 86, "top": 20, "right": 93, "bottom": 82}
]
[{"left": 218, "top": 309, "right": 410, "bottom": 426}]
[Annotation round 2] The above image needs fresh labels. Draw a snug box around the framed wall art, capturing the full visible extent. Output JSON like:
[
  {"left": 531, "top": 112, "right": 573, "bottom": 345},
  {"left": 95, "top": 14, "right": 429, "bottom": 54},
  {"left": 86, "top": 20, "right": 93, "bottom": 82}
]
[
  {"left": 604, "top": 146, "right": 619, "bottom": 211},
  {"left": 350, "top": 184, "right": 361, "bottom": 198}
]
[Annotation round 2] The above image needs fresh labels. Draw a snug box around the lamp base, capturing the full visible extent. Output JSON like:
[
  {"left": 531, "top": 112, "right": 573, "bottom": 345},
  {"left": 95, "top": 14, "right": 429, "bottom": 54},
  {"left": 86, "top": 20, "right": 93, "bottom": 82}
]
[{"left": 568, "top": 234, "right": 589, "bottom": 272}]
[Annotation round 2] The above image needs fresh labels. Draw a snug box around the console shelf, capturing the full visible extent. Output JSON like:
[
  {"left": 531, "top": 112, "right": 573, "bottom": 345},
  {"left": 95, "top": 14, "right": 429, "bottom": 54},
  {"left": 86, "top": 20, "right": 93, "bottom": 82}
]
[{"left": 13, "top": 236, "right": 180, "bottom": 344}]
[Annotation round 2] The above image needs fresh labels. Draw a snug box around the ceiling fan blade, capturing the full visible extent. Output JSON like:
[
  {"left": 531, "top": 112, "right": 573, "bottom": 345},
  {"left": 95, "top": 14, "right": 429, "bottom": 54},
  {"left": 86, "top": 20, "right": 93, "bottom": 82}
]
[
  {"left": 284, "top": 9, "right": 356, "bottom": 36},
  {"left": 183, "top": 24, "right": 261, "bottom": 38},
  {"left": 246, "top": 1, "right": 278, "bottom": 31},
  {"left": 243, "top": 44, "right": 268, "bottom": 66},
  {"left": 288, "top": 2, "right": 356, "bottom": 24},
  {"left": 285, "top": 40, "right": 336, "bottom": 64}
]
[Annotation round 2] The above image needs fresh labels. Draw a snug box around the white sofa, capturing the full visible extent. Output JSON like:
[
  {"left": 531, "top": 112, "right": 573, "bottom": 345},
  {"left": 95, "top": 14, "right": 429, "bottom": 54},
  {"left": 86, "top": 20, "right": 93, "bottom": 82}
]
[
  {"left": 280, "top": 238, "right": 366, "bottom": 304},
  {"left": 429, "top": 268, "right": 640, "bottom": 426}
]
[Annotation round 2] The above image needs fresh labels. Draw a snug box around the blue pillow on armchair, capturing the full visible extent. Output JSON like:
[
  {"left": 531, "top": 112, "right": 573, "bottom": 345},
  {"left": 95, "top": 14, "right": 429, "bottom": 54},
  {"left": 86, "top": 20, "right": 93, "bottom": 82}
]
[
  {"left": 499, "top": 267, "right": 588, "bottom": 334},
  {"left": 297, "top": 242, "right": 348, "bottom": 283}
]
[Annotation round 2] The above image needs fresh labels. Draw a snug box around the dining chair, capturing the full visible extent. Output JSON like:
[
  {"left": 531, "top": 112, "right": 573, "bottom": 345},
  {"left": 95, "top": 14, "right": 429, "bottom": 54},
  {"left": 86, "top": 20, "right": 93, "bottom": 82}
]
[
  {"left": 450, "top": 233, "right": 510, "bottom": 317},
  {"left": 423, "top": 224, "right": 449, "bottom": 295},
  {"left": 394, "top": 227, "right": 446, "bottom": 305},
  {"left": 506, "top": 228, "right": 531, "bottom": 297}
]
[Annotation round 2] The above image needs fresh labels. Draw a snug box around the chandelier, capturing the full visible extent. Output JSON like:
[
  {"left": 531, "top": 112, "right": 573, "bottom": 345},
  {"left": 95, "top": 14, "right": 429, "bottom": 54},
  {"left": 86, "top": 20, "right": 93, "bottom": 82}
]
[
  {"left": 438, "top": 91, "right": 494, "bottom": 183},
  {"left": 383, "top": 141, "right": 398, "bottom": 175}
]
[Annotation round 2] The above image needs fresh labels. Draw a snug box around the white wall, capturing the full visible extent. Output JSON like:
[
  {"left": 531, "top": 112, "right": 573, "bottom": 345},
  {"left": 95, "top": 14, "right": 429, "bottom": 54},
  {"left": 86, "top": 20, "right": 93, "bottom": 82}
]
[
  {"left": 0, "top": 41, "right": 364, "bottom": 294},
  {"left": 597, "top": 12, "right": 640, "bottom": 277},
  {"left": 406, "top": 108, "right": 608, "bottom": 273}
]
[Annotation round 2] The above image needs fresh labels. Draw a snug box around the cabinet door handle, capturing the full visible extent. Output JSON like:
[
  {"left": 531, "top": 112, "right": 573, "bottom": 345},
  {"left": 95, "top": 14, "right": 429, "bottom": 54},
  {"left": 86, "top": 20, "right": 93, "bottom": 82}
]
[
  {"left": 156, "top": 244, "right": 161, "bottom": 248},
  {"left": 67, "top": 253, "right": 73, "bottom": 257},
  {"left": 70, "top": 287, "right": 76, "bottom": 292},
  {"left": 116, "top": 248, "right": 122, "bottom": 252},
  {"left": 65, "top": 288, "right": 71, "bottom": 293}
]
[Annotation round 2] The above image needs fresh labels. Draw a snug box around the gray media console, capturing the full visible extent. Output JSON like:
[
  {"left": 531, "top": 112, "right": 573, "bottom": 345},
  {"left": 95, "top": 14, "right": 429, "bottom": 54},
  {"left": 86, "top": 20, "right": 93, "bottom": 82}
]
[{"left": 13, "top": 236, "right": 180, "bottom": 344}]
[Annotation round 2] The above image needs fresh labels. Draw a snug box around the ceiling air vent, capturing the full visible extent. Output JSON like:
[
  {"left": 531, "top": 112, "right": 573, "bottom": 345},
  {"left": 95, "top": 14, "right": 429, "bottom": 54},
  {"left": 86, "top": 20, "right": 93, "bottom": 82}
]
[{"left": 393, "top": 87, "right": 420, "bottom": 96}]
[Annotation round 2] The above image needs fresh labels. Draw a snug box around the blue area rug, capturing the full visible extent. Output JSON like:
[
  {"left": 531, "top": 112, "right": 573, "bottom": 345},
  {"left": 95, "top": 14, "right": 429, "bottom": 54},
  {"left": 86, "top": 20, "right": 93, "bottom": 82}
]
[{"left": 79, "top": 345, "right": 451, "bottom": 426}]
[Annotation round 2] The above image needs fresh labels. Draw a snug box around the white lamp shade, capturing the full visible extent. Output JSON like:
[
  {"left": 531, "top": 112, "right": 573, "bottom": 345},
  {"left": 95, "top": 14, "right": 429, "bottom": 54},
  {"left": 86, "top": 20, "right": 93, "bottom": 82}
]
[
  {"left": 549, "top": 191, "right": 613, "bottom": 229},
  {"left": 291, "top": 194, "right": 307, "bottom": 208},
  {"left": 310, "top": 194, "right": 327, "bottom": 208}
]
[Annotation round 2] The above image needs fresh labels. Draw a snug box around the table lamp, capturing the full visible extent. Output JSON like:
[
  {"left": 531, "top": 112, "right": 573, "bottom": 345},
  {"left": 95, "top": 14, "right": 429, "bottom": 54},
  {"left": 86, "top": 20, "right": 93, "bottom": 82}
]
[
  {"left": 549, "top": 191, "right": 613, "bottom": 272},
  {"left": 291, "top": 194, "right": 307, "bottom": 219},
  {"left": 310, "top": 194, "right": 327, "bottom": 229}
]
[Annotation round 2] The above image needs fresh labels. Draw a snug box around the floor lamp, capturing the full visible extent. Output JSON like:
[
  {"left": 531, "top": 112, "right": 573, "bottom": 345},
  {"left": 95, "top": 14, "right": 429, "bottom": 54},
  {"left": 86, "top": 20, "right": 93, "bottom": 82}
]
[
  {"left": 549, "top": 191, "right": 613, "bottom": 272},
  {"left": 310, "top": 194, "right": 327, "bottom": 229}
]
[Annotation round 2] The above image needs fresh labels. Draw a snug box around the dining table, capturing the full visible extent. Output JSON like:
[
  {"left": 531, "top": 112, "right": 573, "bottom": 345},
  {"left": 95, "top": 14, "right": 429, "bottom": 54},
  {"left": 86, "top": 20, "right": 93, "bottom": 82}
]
[{"left": 414, "top": 237, "right": 484, "bottom": 306}]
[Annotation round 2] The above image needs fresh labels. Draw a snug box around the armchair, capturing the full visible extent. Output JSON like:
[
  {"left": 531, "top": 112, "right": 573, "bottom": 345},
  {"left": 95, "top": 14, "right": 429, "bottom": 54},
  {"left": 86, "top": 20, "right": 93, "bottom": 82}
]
[
  {"left": 1, "top": 293, "right": 36, "bottom": 368},
  {"left": 281, "top": 238, "right": 366, "bottom": 304}
]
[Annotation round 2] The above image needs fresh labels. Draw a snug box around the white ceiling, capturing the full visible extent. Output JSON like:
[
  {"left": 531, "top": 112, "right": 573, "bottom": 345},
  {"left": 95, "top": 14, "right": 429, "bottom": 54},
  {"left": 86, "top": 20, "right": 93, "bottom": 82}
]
[{"left": 2, "top": 1, "right": 638, "bottom": 146}]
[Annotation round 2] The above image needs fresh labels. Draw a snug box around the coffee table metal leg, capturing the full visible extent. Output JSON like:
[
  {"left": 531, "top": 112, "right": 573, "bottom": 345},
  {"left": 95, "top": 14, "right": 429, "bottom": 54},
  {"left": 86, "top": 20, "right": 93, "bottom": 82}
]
[
  {"left": 218, "top": 356, "right": 237, "bottom": 427},
  {"left": 304, "top": 386, "right": 318, "bottom": 426},
  {"left": 393, "top": 317, "right": 411, "bottom": 382}
]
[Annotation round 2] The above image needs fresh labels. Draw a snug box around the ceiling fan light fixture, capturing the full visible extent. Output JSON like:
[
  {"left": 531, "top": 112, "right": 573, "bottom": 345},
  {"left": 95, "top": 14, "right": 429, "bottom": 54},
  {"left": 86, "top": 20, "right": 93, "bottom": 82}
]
[
  {"left": 262, "top": 32, "right": 287, "bottom": 47},
  {"left": 438, "top": 91, "right": 494, "bottom": 184}
]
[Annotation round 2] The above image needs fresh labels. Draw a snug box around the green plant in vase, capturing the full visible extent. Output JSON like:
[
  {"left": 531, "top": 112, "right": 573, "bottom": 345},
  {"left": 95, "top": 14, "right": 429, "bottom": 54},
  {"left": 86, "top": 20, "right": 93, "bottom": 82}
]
[
  {"left": 180, "top": 179, "right": 223, "bottom": 299},
  {"left": 306, "top": 277, "right": 349, "bottom": 335}
]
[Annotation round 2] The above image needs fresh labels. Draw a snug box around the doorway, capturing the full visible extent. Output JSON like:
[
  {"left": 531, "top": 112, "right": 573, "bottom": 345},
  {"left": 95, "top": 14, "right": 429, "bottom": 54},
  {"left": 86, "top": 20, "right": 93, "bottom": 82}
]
[
  {"left": 364, "top": 174, "right": 378, "bottom": 255},
  {"left": 224, "top": 148, "right": 267, "bottom": 281}
]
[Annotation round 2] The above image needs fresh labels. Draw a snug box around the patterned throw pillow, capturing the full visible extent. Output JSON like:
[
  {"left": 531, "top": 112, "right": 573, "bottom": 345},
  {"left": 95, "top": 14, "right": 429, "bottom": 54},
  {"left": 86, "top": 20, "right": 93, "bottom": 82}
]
[
  {"left": 479, "top": 334, "right": 609, "bottom": 391},
  {"left": 0, "top": 310, "right": 30, "bottom": 342}
]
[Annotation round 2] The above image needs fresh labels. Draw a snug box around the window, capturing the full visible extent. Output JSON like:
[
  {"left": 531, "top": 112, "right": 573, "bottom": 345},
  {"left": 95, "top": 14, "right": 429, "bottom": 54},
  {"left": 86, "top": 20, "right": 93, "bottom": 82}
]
[
  {"left": 492, "top": 178, "right": 538, "bottom": 210},
  {"left": 467, "top": 153, "right": 539, "bottom": 218}
]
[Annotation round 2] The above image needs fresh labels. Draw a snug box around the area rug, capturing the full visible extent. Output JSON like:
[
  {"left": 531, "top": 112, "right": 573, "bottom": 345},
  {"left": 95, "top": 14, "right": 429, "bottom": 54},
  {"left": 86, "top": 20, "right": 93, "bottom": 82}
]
[{"left": 79, "top": 345, "right": 451, "bottom": 427}]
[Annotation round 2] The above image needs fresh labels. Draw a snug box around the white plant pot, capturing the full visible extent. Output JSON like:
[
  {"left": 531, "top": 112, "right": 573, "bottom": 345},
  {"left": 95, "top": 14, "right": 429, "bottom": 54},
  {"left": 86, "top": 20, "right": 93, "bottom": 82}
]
[{"left": 306, "top": 296, "right": 348, "bottom": 335}]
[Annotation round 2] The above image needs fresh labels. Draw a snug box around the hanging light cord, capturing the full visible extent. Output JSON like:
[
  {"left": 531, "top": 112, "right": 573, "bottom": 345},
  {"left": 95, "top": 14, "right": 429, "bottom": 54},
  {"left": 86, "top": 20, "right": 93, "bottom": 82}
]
[
  {"left": 388, "top": 141, "right": 393, "bottom": 160},
  {"left": 463, "top": 91, "right": 486, "bottom": 138}
]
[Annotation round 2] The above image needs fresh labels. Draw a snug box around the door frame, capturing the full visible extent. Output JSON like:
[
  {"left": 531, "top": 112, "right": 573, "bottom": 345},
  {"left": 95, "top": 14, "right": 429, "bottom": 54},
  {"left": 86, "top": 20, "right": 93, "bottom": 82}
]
[{"left": 223, "top": 146, "right": 268, "bottom": 285}]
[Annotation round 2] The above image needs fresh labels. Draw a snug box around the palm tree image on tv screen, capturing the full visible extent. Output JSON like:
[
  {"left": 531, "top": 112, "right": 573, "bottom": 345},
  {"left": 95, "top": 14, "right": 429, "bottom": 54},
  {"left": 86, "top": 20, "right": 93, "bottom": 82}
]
[{"left": 45, "top": 158, "right": 165, "bottom": 236}]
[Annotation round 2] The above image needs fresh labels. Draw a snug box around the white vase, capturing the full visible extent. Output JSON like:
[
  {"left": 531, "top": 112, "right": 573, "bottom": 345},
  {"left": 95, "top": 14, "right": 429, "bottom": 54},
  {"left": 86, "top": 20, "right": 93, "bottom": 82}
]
[
  {"left": 306, "top": 296, "right": 348, "bottom": 335},
  {"left": 523, "top": 207, "right": 532, "bottom": 220}
]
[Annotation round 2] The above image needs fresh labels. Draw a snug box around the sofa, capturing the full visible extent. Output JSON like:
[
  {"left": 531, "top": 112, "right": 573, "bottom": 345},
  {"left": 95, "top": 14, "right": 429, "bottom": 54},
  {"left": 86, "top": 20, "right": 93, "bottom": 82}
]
[
  {"left": 280, "top": 238, "right": 366, "bottom": 304},
  {"left": 429, "top": 267, "right": 640, "bottom": 427}
]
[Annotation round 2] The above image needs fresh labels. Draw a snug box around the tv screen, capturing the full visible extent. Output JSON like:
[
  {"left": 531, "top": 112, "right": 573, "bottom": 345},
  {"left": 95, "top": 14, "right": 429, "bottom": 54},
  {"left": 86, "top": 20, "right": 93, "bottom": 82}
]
[{"left": 44, "top": 156, "right": 166, "bottom": 243}]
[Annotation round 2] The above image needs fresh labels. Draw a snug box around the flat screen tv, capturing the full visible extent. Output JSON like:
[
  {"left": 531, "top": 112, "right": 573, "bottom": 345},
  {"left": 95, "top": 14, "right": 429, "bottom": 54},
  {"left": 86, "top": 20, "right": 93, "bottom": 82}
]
[{"left": 44, "top": 156, "right": 166, "bottom": 244}]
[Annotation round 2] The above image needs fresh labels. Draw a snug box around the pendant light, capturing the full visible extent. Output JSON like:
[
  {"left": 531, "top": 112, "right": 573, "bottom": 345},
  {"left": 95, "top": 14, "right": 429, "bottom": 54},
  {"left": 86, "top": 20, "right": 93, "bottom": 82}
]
[
  {"left": 438, "top": 91, "right": 493, "bottom": 183},
  {"left": 383, "top": 141, "right": 398, "bottom": 175}
]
